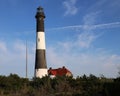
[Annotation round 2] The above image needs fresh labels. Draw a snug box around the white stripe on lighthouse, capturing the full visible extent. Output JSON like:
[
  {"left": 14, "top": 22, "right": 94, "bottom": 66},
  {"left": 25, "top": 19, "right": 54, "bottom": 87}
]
[
  {"left": 35, "top": 69, "right": 48, "bottom": 78},
  {"left": 36, "top": 32, "right": 46, "bottom": 49}
]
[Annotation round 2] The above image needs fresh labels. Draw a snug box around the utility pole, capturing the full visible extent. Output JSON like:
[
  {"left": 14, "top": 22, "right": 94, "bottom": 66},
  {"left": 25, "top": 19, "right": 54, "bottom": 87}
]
[{"left": 26, "top": 41, "right": 28, "bottom": 78}]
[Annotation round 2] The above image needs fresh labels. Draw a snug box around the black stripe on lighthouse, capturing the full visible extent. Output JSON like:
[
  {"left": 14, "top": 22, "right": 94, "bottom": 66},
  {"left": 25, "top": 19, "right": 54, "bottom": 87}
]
[
  {"left": 35, "top": 50, "right": 47, "bottom": 68},
  {"left": 36, "top": 7, "right": 45, "bottom": 32}
]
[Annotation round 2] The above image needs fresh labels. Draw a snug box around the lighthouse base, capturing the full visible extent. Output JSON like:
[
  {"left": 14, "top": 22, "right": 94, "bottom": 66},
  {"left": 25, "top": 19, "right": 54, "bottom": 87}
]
[{"left": 35, "top": 69, "right": 48, "bottom": 78}]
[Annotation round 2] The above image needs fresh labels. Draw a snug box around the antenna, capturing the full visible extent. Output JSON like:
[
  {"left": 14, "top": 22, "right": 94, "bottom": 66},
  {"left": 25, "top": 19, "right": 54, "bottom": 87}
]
[{"left": 26, "top": 41, "right": 28, "bottom": 78}]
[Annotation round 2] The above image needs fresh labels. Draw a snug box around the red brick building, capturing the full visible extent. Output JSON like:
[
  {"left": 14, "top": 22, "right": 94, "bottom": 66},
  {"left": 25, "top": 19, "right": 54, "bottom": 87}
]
[{"left": 48, "top": 66, "right": 72, "bottom": 77}]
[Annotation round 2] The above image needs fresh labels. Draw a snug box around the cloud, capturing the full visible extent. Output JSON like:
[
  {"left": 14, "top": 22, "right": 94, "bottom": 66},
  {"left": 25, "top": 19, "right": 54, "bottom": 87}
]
[
  {"left": 63, "top": 0, "right": 78, "bottom": 16},
  {"left": 0, "top": 41, "right": 7, "bottom": 53},
  {"left": 87, "top": 0, "right": 107, "bottom": 12},
  {"left": 56, "top": 32, "right": 98, "bottom": 50},
  {"left": 47, "top": 47, "right": 66, "bottom": 67},
  {"left": 83, "top": 12, "right": 99, "bottom": 25},
  {"left": 76, "top": 32, "right": 97, "bottom": 48},
  {"left": 87, "top": 0, "right": 120, "bottom": 19},
  {"left": 93, "top": 22, "right": 120, "bottom": 29},
  {"left": 47, "top": 40, "right": 120, "bottom": 77},
  {"left": 0, "top": 40, "right": 35, "bottom": 78},
  {"left": 46, "top": 11, "right": 120, "bottom": 77},
  {"left": 47, "top": 21, "right": 120, "bottom": 32},
  {"left": 47, "top": 12, "right": 120, "bottom": 50},
  {"left": 13, "top": 40, "right": 26, "bottom": 53}
]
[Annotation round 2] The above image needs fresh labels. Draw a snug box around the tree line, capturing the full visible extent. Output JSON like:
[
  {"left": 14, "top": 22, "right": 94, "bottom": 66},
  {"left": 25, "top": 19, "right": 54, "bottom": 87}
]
[{"left": 0, "top": 74, "right": 120, "bottom": 96}]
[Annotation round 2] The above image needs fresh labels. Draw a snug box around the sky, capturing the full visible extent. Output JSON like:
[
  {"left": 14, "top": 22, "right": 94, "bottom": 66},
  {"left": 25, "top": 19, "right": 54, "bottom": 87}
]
[{"left": 0, "top": 0, "right": 120, "bottom": 78}]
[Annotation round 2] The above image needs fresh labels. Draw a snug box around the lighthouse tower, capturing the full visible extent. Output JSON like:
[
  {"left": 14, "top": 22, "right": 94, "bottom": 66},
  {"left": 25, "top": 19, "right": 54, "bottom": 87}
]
[{"left": 35, "top": 7, "right": 48, "bottom": 78}]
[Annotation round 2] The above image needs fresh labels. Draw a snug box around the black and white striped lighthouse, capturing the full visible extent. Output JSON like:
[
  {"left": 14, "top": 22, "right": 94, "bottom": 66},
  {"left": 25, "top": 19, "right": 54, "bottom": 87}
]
[{"left": 35, "top": 7, "right": 48, "bottom": 78}]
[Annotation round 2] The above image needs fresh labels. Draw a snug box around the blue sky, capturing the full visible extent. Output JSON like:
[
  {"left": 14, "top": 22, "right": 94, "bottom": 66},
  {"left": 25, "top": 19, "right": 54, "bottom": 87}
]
[{"left": 0, "top": 0, "right": 120, "bottom": 78}]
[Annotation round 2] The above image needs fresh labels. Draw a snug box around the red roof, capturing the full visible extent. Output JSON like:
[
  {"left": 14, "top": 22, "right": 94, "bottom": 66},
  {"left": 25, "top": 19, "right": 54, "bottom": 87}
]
[{"left": 48, "top": 66, "right": 72, "bottom": 76}]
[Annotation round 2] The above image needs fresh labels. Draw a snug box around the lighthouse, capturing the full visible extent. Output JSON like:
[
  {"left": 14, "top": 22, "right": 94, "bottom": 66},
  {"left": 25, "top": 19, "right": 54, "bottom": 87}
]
[{"left": 35, "top": 7, "right": 48, "bottom": 78}]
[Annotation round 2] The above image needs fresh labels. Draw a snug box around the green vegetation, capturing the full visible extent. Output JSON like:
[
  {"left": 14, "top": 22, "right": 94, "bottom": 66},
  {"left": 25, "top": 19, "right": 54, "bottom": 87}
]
[{"left": 0, "top": 74, "right": 120, "bottom": 96}]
